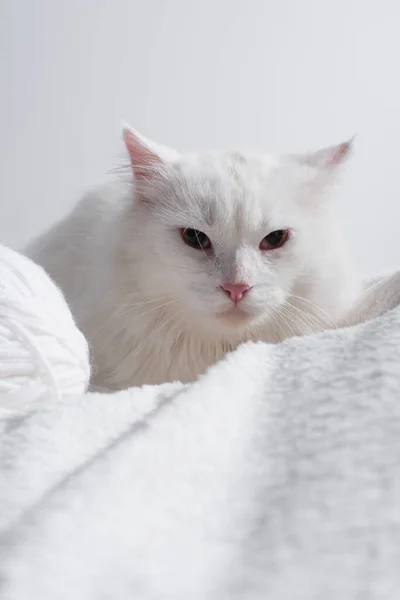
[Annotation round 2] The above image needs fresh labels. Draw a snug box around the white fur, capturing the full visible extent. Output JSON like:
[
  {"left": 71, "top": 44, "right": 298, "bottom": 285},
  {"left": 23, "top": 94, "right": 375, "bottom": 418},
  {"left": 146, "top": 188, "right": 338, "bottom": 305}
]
[{"left": 26, "top": 129, "right": 360, "bottom": 390}]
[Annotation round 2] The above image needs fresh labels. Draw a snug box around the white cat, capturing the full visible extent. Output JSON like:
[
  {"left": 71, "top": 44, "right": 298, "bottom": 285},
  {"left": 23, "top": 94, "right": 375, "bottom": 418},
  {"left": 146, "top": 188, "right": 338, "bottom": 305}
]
[{"left": 26, "top": 126, "right": 360, "bottom": 390}]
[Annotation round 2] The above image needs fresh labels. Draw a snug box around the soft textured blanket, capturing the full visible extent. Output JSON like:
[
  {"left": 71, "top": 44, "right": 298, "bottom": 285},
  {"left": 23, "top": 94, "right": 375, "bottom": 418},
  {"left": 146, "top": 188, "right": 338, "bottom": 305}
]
[{"left": 1, "top": 274, "right": 400, "bottom": 599}]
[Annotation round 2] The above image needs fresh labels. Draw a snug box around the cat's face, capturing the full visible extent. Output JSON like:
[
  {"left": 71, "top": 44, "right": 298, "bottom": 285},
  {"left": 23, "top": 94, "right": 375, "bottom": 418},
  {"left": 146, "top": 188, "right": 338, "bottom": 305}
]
[{"left": 122, "top": 127, "right": 351, "bottom": 336}]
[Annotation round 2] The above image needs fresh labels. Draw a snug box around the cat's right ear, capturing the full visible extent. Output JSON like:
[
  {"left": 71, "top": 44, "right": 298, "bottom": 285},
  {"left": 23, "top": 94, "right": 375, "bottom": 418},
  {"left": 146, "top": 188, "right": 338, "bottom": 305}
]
[{"left": 122, "top": 123, "right": 180, "bottom": 182}]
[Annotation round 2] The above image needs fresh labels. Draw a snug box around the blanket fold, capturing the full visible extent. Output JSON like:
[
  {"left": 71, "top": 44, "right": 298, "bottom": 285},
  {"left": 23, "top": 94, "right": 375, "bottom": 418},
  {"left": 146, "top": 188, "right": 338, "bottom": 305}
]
[{"left": 1, "top": 292, "right": 400, "bottom": 599}]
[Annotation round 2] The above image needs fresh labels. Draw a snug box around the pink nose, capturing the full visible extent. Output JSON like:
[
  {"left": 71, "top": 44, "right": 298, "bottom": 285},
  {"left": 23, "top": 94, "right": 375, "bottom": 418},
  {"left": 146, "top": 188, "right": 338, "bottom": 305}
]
[{"left": 221, "top": 282, "right": 252, "bottom": 303}]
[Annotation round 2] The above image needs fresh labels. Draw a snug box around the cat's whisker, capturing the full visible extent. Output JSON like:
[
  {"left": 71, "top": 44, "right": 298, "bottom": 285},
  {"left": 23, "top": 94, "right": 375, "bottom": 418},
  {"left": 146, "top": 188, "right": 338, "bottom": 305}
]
[
  {"left": 269, "top": 312, "right": 287, "bottom": 342},
  {"left": 248, "top": 323, "right": 262, "bottom": 344},
  {"left": 284, "top": 302, "right": 324, "bottom": 334},
  {"left": 287, "top": 293, "right": 334, "bottom": 321},
  {"left": 114, "top": 296, "right": 171, "bottom": 310},
  {"left": 92, "top": 296, "right": 174, "bottom": 333},
  {"left": 274, "top": 306, "right": 298, "bottom": 339},
  {"left": 278, "top": 306, "right": 301, "bottom": 335},
  {"left": 259, "top": 290, "right": 292, "bottom": 342},
  {"left": 96, "top": 299, "right": 179, "bottom": 358},
  {"left": 123, "top": 309, "right": 185, "bottom": 365},
  {"left": 287, "top": 294, "right": 338, "bottom": 329},
  {"left": 283, "top": 302, "right": 321, "bottom": 334},
  {"left": 159, "top": 201, "right": 200, "bottom": 221},
  {"left": 281, "top": 301, "right": 325, "bottom": 334}
]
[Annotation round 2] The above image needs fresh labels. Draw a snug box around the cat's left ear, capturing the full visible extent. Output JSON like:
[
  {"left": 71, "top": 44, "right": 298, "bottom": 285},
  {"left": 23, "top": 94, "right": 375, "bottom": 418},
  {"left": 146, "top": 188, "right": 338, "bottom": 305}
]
[
  {"left": 122, "top": 122, "right": 180, "bottom": 182},
  {"left": 297, "top": 138, "right": 354, "bottom": 171}
]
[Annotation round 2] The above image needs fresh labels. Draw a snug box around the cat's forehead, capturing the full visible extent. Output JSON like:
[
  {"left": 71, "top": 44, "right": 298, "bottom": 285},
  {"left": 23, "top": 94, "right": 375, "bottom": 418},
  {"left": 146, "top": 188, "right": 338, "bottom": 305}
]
[
  {"left": 175, "top": 151, "right": 279, "bottom": 185},
  {"left": 164, "top": 151, "right": 305, "bottom": 231}
]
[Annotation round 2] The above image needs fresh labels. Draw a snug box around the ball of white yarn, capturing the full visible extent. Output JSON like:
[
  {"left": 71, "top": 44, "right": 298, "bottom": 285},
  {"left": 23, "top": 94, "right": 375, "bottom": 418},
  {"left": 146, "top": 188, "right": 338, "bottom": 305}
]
[{"left": 0, "top": 244, "right": 90, "bottom": 407}]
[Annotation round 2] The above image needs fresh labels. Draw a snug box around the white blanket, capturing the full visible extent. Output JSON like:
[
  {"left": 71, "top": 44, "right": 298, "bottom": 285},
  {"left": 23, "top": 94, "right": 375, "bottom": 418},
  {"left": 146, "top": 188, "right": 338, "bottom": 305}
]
[{"left": 1, "top": 275, "right": 400, "bottom": 599}]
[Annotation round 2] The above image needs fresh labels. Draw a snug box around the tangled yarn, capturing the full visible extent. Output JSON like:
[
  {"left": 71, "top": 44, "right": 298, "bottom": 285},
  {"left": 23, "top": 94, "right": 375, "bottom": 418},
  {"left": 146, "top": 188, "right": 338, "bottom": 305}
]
[{"left": 0, "top": 244, "right": 90, "bottom": 407}]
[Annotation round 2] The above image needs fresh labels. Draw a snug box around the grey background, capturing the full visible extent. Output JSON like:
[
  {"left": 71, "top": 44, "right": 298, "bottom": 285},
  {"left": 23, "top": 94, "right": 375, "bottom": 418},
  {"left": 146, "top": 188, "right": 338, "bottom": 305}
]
[{"left": 1, "top": 0, "right": 399, "bottom": 274}]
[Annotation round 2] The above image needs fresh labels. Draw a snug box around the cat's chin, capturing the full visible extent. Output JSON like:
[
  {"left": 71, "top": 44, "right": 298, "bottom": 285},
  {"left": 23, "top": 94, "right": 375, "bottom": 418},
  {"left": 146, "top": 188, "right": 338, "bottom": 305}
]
[{"left": 216, "top": 305, "right": 255, "bottom": 326}]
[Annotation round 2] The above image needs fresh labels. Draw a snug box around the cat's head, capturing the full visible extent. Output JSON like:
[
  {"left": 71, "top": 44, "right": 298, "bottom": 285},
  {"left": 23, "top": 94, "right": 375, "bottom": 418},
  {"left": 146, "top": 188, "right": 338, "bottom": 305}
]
[{"left": 120, "top": 125, "right": 353, "bottom": 337}]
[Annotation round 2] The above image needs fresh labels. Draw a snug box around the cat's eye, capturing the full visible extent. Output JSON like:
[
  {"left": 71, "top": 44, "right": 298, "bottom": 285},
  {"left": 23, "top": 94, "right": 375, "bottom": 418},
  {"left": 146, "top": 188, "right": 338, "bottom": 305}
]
[
  {"left": 259, "top": 229, "right": 289, "bottom": 251},
  {"left": 181, "top": 228, "right": 212, "bottom": 250}
]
